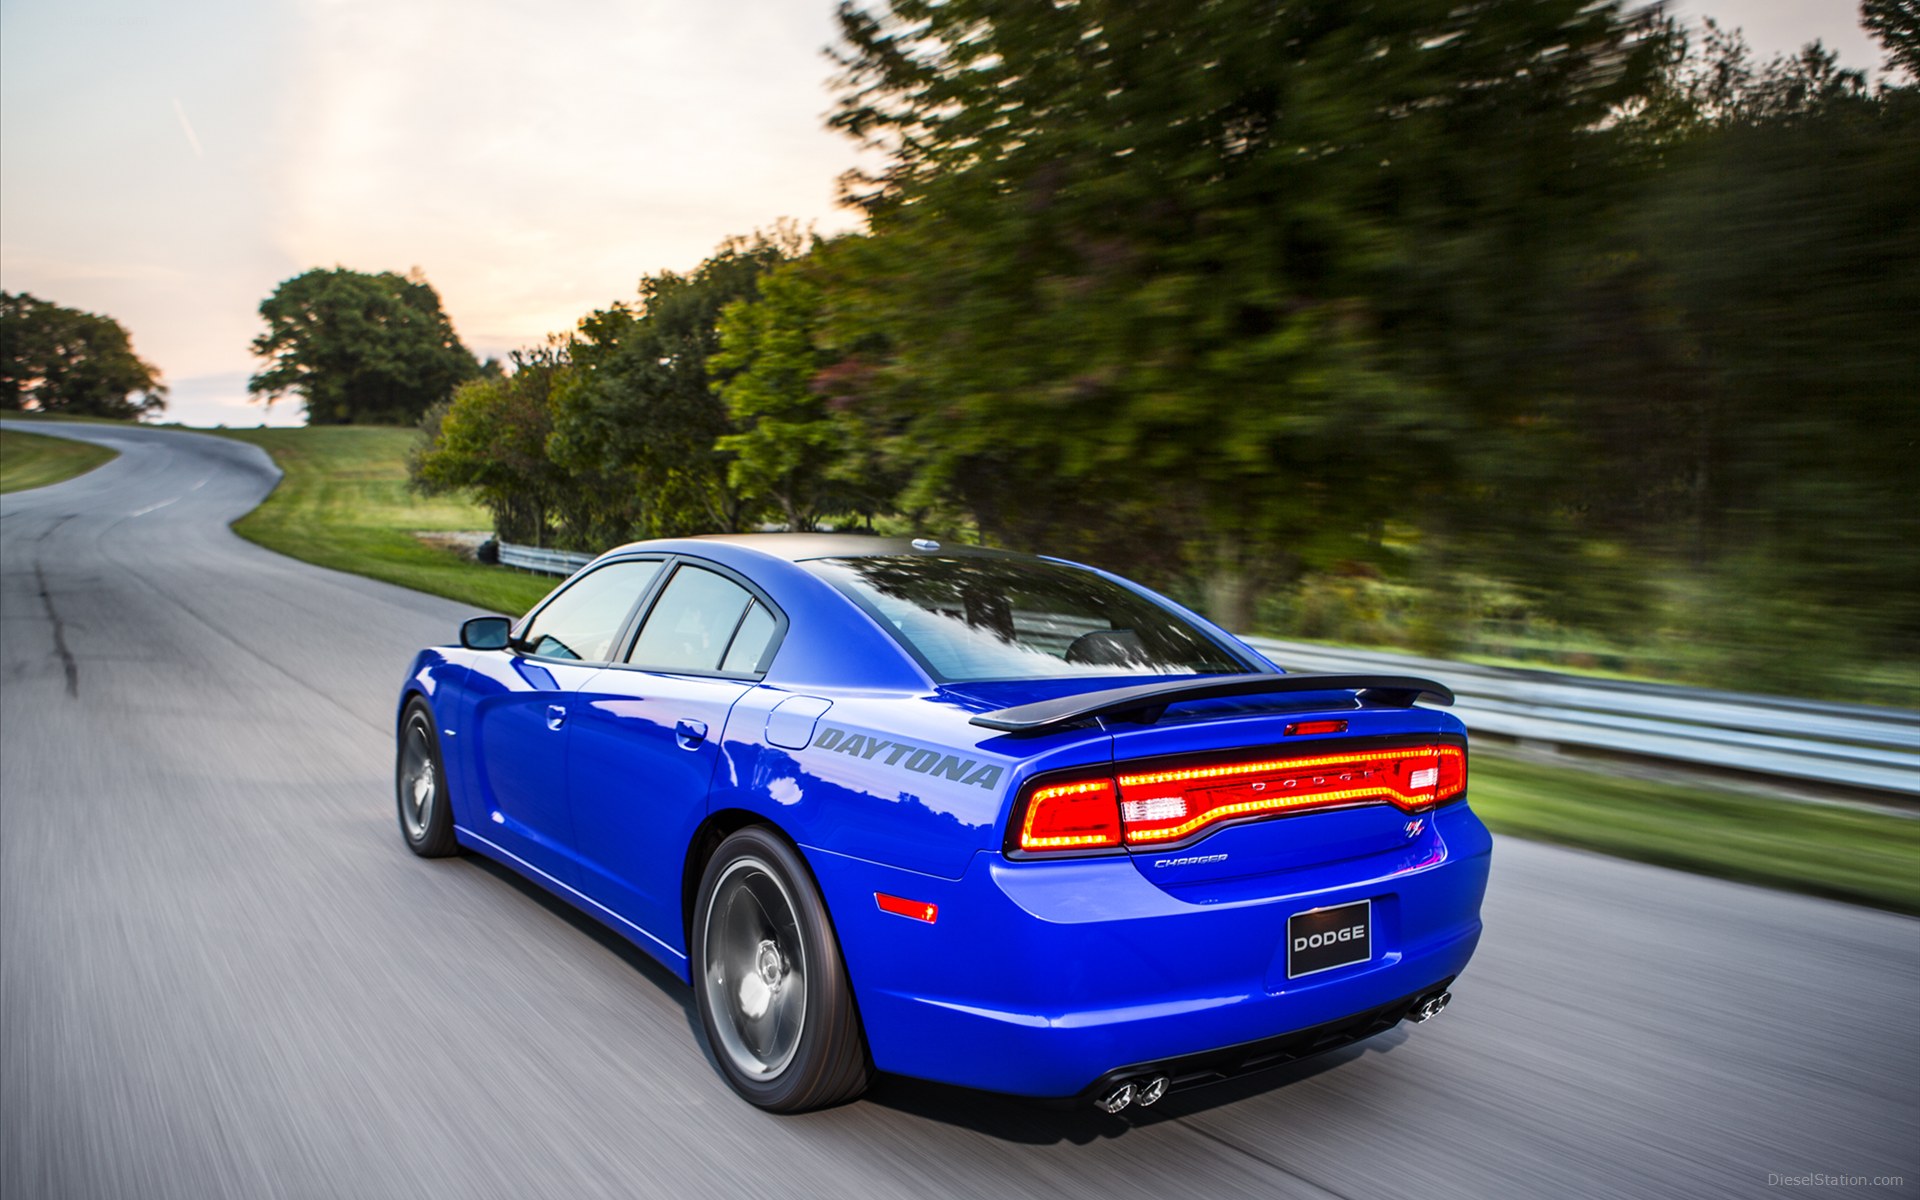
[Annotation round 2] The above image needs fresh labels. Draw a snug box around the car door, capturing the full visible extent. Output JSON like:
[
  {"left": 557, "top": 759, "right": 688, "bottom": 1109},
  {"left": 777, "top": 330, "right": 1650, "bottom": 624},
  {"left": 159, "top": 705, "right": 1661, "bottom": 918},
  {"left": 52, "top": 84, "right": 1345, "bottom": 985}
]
[
  {"left": 568, "top": 560, "right": 786, "bottom": 950},
  {"left": 465, "top": 557, "right": 666, "bottom": 885}
]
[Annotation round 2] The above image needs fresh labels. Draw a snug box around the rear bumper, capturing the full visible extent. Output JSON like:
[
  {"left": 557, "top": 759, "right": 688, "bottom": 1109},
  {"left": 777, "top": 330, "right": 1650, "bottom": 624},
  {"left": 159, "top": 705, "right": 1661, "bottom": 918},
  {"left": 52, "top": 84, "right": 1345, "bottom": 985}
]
[
  {"left": 1069, "top": 979, "right": 1452, "bottom": 1105},
  {"left": 805, "top": 801, "right": 1492, "bottom": 1098}
]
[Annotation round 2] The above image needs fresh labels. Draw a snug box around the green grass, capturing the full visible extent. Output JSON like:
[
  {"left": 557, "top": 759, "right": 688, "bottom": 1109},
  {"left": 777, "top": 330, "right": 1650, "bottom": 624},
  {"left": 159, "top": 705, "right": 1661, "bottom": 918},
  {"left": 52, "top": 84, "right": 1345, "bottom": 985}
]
[
  {"left": 0, "top": 427, "right": 119, "bottom": 493},
  {"left": 210, "top": 426, "right": 554, "bottom": 616},
  {"left": 1471, "top": 752, "right": 1920, "bottom": 916}
]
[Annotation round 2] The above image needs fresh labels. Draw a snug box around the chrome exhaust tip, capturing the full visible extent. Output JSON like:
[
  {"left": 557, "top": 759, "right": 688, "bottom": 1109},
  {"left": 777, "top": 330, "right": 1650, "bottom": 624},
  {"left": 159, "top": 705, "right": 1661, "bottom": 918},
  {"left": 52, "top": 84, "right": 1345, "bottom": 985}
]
[
  {"left": 1409, "top": 990, "right": 1453, "bottom": 1023},
  {"left": 1095, "top": 1082, "right": 1136, "bottom": 1113},
  {"left": 1135, "top": 1076, "right": 1170, "bottom": 1107}
]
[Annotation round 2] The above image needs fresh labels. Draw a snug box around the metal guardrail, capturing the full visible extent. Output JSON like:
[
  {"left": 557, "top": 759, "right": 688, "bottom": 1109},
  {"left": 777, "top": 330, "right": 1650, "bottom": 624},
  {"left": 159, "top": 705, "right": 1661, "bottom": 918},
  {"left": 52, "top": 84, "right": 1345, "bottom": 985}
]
[
  {"left": 489, "top": 541, "right": 1918, "bottom": 795},
  {"left": 496, "top": 542, "right": 594, "bottom": 575},
  {"left": 1245, "top": 638, "right": 1920, "bottom": 797}
]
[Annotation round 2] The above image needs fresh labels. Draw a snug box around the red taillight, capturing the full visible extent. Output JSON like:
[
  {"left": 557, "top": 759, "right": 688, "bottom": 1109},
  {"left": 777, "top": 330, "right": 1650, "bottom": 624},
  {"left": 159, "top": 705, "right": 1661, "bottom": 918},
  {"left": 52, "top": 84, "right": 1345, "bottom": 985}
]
[
  {"left": 1015, "top": 778, "right": 1122, "bottom": 852},
  {"left": 1285, "top": 719, "right": 1350, "bottom": 736},
  {"left": 1119, "top": 745, "right": 1466, "bottom": 844},
  {"left": 1434, "top": 744, "right": 1465, "bottom": 801},
  {"left": 1011, "top": 744, "right": 1465, "bottom": 855}
]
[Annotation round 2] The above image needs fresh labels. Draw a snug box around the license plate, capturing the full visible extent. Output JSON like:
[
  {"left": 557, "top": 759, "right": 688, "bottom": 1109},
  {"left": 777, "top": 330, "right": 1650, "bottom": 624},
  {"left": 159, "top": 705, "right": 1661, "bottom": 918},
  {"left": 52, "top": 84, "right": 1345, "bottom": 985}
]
[{"left": 1287, "top": 900, "right": 1372, "bottom": 978}]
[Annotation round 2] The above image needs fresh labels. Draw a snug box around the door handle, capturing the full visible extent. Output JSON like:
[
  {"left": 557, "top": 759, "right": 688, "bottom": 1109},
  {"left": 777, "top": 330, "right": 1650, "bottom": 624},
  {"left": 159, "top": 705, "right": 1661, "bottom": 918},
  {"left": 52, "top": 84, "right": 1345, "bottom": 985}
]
[
  {"left": 546, "top": 704, "right": 567, "bottom": 731},
  {"left": 675, "top": 718, "right": 708, "bottom": 750}
]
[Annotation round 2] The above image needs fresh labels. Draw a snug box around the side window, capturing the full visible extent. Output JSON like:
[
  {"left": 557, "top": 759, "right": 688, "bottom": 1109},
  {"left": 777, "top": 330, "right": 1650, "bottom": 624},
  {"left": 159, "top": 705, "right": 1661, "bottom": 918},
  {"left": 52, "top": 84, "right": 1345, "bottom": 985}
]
[
  {"left": 516, "top": 560, "right": 662, "bottom": 662},
  {"left": 628, "top": 566, "right": 757, "bottom": 674},
  {"left": 720, "top": 601, "right": 778, "bottom": 674}
]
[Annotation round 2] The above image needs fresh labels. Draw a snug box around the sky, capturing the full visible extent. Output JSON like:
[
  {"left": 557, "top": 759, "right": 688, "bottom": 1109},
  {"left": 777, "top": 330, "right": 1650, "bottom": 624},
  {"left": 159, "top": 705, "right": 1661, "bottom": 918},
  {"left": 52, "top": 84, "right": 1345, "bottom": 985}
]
[{"left": 0, "top": 0, "right": 1892, "bottom": 427}]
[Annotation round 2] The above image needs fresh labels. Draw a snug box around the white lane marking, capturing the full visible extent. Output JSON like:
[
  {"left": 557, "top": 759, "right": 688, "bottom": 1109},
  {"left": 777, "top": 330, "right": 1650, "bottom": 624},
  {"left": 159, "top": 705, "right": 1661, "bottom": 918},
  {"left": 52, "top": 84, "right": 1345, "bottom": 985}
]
[
  {"left": 129, "top": 495, "right": 181, "bottom": 517},
  {"left": 128, "top": 478, "right": 205, "bottom": 517}
]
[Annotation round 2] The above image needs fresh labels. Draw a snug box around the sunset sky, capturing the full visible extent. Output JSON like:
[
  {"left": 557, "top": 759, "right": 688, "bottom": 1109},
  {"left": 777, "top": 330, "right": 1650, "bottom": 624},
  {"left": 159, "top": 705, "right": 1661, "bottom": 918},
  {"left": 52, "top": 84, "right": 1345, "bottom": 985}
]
[{"left": 0, "top": 0, "right": 1889, "bottom": 426}]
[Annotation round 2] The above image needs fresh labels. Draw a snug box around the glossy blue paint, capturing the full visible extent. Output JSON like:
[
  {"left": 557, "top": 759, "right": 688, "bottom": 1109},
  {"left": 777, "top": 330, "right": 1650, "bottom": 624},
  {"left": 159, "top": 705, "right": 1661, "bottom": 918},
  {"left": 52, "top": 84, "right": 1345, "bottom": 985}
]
[
  {"left": 714, "top": 685, "right": 1105, "bottom": 882},
  {"left": 805, "top": 801, "right": 1489, "bottom": 1096},
  {"left": 465, "top": 654, "right": 604, "bottom": 884},
  {"left": 396, "top": 534, "right": 1492, "bottom": 1100},
  {"left": 567, "top": 666, "right": 749, "bottom": 943}
]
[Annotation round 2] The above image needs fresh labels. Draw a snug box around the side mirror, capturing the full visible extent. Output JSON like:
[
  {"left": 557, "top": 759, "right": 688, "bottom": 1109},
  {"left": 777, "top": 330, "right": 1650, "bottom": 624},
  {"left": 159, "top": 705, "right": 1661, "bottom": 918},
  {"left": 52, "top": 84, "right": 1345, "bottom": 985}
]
[{"left": 460, "top": 615, "right": 513, "bottom": 651}]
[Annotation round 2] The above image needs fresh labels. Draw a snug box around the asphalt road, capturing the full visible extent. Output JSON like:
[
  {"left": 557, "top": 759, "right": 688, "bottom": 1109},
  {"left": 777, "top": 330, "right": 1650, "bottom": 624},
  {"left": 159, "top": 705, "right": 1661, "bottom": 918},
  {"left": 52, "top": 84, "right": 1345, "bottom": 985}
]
[{"left": 3, "top": 420, "right": 1916, "bottom": 1200}]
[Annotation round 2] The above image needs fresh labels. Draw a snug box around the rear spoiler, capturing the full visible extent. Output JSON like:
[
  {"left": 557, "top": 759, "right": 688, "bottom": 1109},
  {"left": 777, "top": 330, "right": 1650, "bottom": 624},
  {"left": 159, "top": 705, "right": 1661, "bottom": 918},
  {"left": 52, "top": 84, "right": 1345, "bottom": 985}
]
[{"left": 967, "top": 673, "right": 1454, "bottom": 734}]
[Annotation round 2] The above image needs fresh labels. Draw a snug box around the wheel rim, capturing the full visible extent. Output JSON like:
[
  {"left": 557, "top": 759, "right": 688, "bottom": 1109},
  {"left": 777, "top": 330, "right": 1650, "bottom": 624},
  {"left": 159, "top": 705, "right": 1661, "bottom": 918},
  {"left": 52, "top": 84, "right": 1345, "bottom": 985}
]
[
  {"left": 702, "top": 856, "right": 807, "bottom": 1080},
  {"left": 400, "top": 716, "right": 435, "bottom": 841}
]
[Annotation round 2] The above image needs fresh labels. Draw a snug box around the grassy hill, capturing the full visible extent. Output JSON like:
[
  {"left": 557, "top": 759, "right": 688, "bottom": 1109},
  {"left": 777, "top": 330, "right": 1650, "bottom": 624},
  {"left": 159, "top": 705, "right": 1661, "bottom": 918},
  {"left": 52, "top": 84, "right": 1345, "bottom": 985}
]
[{"left": 211, "top": 426, "right": 554, "bottom": 615}]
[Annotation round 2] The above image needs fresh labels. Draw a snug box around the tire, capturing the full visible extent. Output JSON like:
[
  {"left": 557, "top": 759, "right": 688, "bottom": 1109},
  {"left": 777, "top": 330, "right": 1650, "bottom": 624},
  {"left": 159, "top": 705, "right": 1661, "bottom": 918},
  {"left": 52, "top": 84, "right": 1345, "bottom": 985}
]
[
  {"left": 691, "top": 827, "right": 870, "bottom": 1112},
  {"left": 396, "top": 699, "right": 459, "bottom": 858}
]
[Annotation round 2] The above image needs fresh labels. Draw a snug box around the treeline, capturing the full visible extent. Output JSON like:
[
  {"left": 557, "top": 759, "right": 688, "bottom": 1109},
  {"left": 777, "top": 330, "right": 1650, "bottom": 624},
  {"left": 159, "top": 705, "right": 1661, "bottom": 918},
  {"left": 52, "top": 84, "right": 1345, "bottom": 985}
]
[{"left": 413, "top": 2, "right": 1920, "bottom": 697}]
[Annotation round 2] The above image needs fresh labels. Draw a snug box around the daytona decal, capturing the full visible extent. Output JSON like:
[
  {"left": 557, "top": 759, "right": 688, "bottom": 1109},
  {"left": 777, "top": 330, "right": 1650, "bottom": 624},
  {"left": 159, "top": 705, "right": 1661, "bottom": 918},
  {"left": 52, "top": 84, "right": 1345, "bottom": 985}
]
[{"left": 813, "top": 725, "right": 1005, "bottom": 790}]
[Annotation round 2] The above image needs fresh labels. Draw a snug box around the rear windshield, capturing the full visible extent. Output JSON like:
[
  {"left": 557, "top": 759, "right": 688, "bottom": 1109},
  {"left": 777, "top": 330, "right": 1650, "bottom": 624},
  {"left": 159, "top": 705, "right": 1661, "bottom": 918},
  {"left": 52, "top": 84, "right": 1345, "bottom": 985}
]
[{"left": 804, "top": 555, "right": 1248, "bottom": 683}]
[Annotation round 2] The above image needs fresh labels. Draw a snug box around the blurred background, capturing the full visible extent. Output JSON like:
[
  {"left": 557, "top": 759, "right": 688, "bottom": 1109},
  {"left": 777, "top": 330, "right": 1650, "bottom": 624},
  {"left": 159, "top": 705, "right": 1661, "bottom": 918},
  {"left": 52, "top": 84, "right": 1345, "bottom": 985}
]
[{"left": 5, "top": 0, "right": 1916, "bottom": 706}]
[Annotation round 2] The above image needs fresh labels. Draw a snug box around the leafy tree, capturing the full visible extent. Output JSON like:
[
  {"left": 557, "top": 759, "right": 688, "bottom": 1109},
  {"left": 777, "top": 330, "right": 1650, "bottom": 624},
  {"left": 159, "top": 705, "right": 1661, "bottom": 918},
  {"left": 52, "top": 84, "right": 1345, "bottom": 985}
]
[
  {"left": 1530, "top": 9, "right": 1916, "bottom": 689},
  {"left": 412, "top": 352, "right": 565, "bottom": 544},
  {"left": 1637, "top": 18, "right": 1868, "bottom": 136},
  {"left": 1863, "top": 0, "right": 1920, "bottom": 80},
  {"left": 547, "top": 228, "right": 803, "bottom": 537},
  {"left": 411, "top": 347, "right": 633, "bottom": 550},
  {"left": 250, "top": 268, "right": 479, "bottom": 425},
  {"left": 0, "top": 292, "right": 166, "bottom": 418},
  {"left": 711, "top": 255, "right": 897, "bottom": 530},
  {"left": 827, "top": 0, "right": 1665, "bottom": 627},
  {"left": 1638, "top": 87, "right": 1920, "bottom": 673}
]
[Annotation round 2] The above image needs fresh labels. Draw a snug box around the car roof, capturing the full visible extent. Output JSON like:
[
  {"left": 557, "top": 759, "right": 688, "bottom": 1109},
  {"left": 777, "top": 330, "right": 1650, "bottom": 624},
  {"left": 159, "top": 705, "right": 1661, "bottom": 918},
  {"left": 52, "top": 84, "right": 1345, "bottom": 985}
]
[
  {"left": 603, "top": 532, "right": 1031, "bottom": 564},
  {"left": 573, "top": 532, "right": 1272, "bottom": 695},
  {"left": 578, "top": 534, "right": 1040, "bottom": 693}
]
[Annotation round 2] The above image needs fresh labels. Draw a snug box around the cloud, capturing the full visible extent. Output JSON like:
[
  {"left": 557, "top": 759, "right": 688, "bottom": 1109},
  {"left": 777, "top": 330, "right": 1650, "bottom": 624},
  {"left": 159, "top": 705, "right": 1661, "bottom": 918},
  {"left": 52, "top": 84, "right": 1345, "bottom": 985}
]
[{"left": 172, "top": 98, "right": 206, "bottom": 160}]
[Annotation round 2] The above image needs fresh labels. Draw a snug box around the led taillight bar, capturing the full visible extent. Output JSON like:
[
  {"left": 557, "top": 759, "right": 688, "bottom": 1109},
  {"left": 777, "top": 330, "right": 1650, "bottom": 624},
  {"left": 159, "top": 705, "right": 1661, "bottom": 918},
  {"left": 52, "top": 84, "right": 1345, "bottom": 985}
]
[
  {"left": 1011, "top": 743, "right": 1465, "bottom": 855},
  {"left": 1119, "top": 744, "right": 1464, "bottom": 844}
]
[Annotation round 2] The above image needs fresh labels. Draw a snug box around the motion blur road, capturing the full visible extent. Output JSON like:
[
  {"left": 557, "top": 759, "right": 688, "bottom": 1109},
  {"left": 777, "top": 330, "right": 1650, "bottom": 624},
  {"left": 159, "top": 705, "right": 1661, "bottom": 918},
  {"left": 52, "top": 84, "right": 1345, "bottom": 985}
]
[{"left": 3, "top": 421, "right": 1916, "bottom": 1200}]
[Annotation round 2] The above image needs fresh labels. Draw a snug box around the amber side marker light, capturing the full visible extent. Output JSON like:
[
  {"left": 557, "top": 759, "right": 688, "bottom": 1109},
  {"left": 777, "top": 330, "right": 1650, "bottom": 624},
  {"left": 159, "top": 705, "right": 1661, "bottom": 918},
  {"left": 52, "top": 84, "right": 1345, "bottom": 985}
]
[{"left": 875, "top": 893, "right": 938, "bottom": 923}]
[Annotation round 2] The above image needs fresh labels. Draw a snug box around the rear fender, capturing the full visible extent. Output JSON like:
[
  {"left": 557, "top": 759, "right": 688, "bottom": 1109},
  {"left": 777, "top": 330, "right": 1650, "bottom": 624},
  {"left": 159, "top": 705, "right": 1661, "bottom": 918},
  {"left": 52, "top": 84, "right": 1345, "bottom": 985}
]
[{"left": 714, "top": 686, "right": 1113, "bottom": 881}]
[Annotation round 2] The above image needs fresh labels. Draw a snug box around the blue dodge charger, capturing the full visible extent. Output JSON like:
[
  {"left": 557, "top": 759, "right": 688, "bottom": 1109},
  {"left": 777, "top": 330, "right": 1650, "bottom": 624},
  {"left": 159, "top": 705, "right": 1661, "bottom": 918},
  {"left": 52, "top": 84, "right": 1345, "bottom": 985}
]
[{"left": 395, "top": 535, "right": 1490, "bottom": 1112}]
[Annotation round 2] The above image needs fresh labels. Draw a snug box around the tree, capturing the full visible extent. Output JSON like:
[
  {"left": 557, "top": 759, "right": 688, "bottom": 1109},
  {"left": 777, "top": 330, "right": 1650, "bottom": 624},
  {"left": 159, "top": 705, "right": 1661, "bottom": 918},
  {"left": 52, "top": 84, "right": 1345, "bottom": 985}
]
[
  {"left": 411, "top": 346, "right": 636, "bottom": 551},
  {"left": 1864, "top": 0, "right": 1920, "bottom": 80},
  {"left": 712, "top": 256, "right": 896, "bottom": 530},
  {"left": 249, "top": 268, "right": 479, "bottom": 425},
  {"left": 412, "top": 353, "right": 566, "bottom": 545},
  {"left": 547, "top": 228, "right": 804, "bottom": 537},
  {"left": 827, "top": 0, "right": 1666, "bottom": 627},
  {"left": 0, "top": 292, "right": 166, "bottom": 418},
  {"left": 1636, "top": 84, "right": 1920, "bottom": 676}
]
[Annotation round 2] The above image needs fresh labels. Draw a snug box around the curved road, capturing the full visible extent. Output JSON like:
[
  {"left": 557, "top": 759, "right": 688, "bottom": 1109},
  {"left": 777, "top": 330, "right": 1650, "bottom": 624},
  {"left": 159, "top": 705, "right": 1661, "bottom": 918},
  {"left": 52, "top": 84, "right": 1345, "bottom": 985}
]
[{"left": 3, "top": 421, "right": 1916, "bottom": 1200}]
